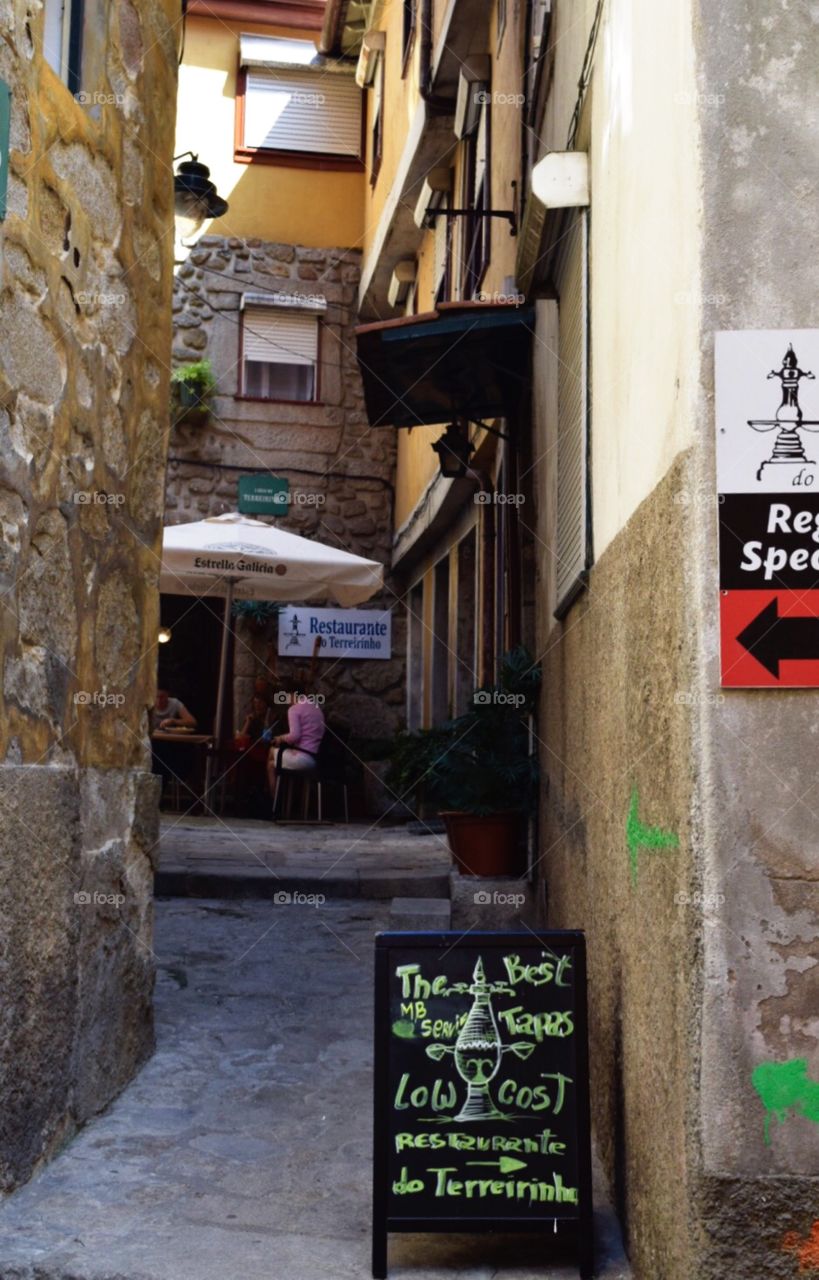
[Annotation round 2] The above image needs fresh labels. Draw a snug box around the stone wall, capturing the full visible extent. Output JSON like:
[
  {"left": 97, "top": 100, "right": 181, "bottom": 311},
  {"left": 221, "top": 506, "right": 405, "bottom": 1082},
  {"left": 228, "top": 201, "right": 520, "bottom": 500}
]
[
  {"left": 535, "top": 457, "right": 699, "bottom": 1278},
  {"left": 690, "top": 3, "right": 819, "bottom": 1275},
  {"left": 0, "top": 0, "right": 176, "bottom": 1189},
  {"left": 168, "top": 237, "right": 405, "bottom": 746},
  {"left": 533, "top": 3, "right": 819, "bottom": 1276}
]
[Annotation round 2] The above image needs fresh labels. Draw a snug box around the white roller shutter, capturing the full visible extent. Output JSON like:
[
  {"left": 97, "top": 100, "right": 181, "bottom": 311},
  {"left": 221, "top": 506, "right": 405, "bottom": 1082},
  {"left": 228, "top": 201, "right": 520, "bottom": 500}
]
[
  {"left": 244, "top": 68, "right": 362, "bottom": 157},
  {"left": 243, "top": 306, "right": 318, "bottom": 366},
  {"left": 554, "top": 210, "right": 589, "bottom": 614}
]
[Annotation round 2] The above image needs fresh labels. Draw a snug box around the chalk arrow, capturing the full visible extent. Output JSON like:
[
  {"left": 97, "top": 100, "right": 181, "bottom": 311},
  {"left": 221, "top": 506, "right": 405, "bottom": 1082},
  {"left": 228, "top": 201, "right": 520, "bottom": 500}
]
[
  {"left": 466, "top": 1157, "right": 528, "bottom": 1174},
  {"left": 737, "top": 598, "right": 819, "bottom": 678}
]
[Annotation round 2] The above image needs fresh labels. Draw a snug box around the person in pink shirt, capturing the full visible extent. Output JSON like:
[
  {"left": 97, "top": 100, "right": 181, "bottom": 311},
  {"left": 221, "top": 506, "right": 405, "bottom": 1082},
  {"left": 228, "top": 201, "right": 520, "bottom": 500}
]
[{"left": 267, "top": 678, "right": 326, "bottom": 812}]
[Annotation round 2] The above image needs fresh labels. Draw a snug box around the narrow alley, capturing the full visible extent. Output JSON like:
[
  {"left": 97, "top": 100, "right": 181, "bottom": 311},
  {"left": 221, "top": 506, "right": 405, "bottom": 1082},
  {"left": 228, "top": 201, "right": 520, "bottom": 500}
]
[{"left": 0, "top": 893, "right": 629, "bottom": 1280}]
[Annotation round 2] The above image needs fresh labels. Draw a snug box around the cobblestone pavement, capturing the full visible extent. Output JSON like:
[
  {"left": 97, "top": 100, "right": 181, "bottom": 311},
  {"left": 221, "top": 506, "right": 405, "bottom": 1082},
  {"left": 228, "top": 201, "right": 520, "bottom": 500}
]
[{"left": 0, "top": 899, "right": 631, "bottom": 1280}]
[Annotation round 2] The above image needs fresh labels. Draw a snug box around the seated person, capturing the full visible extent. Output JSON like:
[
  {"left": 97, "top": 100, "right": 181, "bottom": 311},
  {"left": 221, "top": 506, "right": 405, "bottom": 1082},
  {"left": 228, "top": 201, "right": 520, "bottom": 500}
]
[
  {"left": 239, "top": 693, "right": 271, "bottom": 743},
  {"left": 266, "top": 679, "right": 326, "bottom": 808},
  {"left": 151, "top": 687, "right": 197, "bottom": 733}
]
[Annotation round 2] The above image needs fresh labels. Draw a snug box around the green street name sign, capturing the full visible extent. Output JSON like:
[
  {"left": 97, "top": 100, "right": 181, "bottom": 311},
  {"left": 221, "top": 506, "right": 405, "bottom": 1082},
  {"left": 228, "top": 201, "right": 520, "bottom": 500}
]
[
  {"left": 0, "top": 80, "right": 11, "bottom": 222},
  {"left": 238, "top": 474, "right": 289, "bottom": 515}
]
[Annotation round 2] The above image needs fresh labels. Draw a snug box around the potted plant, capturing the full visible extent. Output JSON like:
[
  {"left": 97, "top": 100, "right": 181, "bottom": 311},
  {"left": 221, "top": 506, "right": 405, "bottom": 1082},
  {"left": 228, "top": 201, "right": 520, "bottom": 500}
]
[
  {"left": 384, "top": 724, "right": 455, "bottom": 822},
  {"left": 388, "top": 647, "right": 542, "bottom": 875},
  {"left": 232, "top": 599, "right": 281, "bottom": 635},
  {"left": 171, "top": 358, "right": 217, "bottom": 425}
]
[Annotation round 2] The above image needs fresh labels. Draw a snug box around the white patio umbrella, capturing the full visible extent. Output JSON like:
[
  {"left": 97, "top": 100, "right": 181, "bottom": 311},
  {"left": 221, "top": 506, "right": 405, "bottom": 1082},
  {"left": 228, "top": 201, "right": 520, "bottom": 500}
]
[{"left": 159, "top": 512, "right": 385, "bottom": 794}]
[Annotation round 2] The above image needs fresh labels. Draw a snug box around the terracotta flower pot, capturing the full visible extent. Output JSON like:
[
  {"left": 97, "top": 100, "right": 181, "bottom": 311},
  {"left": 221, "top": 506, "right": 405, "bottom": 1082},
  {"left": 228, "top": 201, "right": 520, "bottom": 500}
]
[{"left": 440, "top": 810, "right": 526, "bottom": 877}]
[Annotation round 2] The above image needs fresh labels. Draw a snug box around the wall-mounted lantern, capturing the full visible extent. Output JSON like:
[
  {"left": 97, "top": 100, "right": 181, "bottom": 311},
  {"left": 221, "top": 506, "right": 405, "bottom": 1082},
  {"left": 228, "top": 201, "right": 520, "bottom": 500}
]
[
  {"left": 173, "top": 152, "right": 229, "bottom": 243},
  {"left": 431, "top": 420, "right": 475, "bottom": 479}
]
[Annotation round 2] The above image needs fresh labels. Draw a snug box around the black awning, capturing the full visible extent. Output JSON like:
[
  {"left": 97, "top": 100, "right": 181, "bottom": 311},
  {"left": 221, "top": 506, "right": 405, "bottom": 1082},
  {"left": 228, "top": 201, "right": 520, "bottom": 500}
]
[{"left": 355, "top": 301, "right": 534, "bottom": 428}]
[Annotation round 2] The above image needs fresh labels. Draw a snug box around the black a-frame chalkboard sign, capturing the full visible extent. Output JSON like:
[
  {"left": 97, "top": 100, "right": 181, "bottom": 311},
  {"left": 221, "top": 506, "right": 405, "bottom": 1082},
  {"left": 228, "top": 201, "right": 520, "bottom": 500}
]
[{"left": 373, "top": 931, "right": 593, "bottom": 1278}]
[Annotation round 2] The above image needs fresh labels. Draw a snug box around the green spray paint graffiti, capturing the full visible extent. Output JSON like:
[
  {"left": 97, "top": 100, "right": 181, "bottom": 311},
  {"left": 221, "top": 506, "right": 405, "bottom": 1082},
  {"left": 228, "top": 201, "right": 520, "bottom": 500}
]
[
  {"left": 751, "top": 1058, "right": 819, "bottom": 1146},
  {"left": 626, "top": 788, "right": 679, "bottom": 885}
]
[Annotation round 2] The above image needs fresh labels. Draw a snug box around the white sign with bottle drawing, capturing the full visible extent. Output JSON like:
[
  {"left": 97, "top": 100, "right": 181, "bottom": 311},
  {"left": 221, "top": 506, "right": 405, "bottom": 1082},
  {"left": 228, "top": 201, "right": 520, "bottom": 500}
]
[{"left": 278, "top": 606, "right": 391, "bottom": 660}]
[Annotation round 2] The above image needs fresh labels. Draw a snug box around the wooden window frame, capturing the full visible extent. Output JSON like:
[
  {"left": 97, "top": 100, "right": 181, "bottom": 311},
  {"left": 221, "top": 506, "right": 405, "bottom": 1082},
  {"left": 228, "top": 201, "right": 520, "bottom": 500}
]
[
  {"left": 434, "top": 193, "right": 454, "bottom": 305},
  {"left": 237, "top": 307, "right": 324, "bottom": 406},
  {"left": 461, "top": 97, "right": 491, "bottom": 299},
  {"left": 401, "top": 0, "right": 417, "bottom": 77},
  {"left": 44, "top": 0, "right": 84, "bottom": 92},
  {"left": 66, "top": 0, "right": 84, "bottom": 94},
  {"left": 369, "top": 52, "right": 384, "bottom": 187},
  {"left": 497, "top": 0, "right": 508, "bottom": 53},
  {"left": 234, "top": 66, "right": 366, "bottom": 171}
]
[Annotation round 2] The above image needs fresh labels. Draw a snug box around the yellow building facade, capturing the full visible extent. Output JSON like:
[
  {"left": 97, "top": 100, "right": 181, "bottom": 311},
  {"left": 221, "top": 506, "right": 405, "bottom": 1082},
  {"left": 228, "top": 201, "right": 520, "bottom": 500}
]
[
  {"left": 176, "top": 4, "right": 364, "bottom": 248},
  {"left": 167, "top": 0, "right": 403, "bottom": 755},
  {"left": 327, "top": 0, "right": 533, "bottom": 727}
]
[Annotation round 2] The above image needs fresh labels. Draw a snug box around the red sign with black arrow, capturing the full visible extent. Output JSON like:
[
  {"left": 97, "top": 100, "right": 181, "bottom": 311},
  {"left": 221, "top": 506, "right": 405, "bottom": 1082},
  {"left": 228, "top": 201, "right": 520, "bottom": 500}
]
[
  {"left": 722, "top": 590, "right": 819, "bottom": 687},
  {"left": 716, "top": 330, "right": 819, "bottom": 688}
]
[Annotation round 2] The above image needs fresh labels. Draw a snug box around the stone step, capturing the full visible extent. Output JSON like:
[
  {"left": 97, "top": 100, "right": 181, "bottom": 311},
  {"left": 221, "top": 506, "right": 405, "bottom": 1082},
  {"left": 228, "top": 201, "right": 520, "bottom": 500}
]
[
  {"left": 155, "top": 867, "right": 451, "bottom": 901},
  {"left": 388, "top": 895, "right": 452, "bottom": 930}
]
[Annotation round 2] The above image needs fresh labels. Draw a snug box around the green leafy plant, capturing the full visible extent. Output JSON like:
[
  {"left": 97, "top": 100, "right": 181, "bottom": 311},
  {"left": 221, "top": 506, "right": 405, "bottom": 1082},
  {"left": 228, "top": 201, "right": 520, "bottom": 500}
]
[
  {"left": 171, "top": 359, "right": 217, "bottom": 419},
  {"left": 386, "top": 723, "right": 457, "bottom": 810},
  {"left": 232, "top": 599, "right": 281, "bottom": 629},
  {"left": 387, "top": 647, "right": 541, "bottom": 818}
]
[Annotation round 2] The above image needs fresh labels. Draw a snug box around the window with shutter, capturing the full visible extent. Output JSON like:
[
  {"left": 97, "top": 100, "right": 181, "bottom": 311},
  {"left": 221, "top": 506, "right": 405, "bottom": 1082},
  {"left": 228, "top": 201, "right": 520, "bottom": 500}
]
[
  {"left": 554, "top": 210, "right": 590, "bottom": 616},
  {"left": 237, "top": 49, "right": 363, "bottom": 167},
  {"left": 241, "top": 305, "right": 320, "bottom": 403}
]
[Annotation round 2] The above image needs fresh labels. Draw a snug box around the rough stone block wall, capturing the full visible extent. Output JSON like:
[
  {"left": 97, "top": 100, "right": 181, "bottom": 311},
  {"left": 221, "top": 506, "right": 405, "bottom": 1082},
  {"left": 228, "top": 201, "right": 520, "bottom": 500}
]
[
  {"left": 0, "top": 0, "right": 176, "bottom": 1189},
  {"left": 538, "top": 458, "right": 698, "bottom": 1278},
  {"left": 169, "top": 237, "right": 405, "bottom": 743}
]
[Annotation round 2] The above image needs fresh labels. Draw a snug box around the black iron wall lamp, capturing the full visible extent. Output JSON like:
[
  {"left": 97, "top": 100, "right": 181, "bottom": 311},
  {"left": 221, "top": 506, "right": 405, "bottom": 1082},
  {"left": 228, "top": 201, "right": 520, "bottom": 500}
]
[
  {"left": 431, "top": 418, "right": 511, "bottom": 479},
  {"left": 173, "top": 152, "right": 230, "bottom": 221}
]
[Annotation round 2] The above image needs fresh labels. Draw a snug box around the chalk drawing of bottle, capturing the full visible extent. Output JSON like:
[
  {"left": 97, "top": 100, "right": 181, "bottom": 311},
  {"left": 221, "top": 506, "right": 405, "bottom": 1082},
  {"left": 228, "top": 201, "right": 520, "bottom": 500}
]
[
  {"left": 748, "top": 344, "right": 819, "bottom": 481},
  {"left": 426, "top": 957, "right": 534, "bottom": 1122}
]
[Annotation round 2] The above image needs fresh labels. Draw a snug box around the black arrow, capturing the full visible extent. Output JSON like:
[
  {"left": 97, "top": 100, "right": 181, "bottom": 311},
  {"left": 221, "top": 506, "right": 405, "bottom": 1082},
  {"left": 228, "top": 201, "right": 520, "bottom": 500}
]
[{"left": 737, "top": 598, "right": 819, "bottom": 678}]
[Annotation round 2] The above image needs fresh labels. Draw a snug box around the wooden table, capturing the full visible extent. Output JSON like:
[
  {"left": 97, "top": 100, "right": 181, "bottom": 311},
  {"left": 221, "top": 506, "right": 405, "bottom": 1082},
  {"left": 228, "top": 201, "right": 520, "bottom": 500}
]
[{"left": 151, "top": 732, "right": 214, "bottom": 811}]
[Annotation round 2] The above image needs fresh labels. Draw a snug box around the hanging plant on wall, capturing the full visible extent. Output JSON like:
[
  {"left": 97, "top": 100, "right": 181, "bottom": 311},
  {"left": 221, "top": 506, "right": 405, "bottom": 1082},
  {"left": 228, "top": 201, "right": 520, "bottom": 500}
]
[
  {"left": 232, "top": 599, "right": 282, "bottom": 633},
  {"left": 171, "top": 359, "right": 217, "bottom": 426}
]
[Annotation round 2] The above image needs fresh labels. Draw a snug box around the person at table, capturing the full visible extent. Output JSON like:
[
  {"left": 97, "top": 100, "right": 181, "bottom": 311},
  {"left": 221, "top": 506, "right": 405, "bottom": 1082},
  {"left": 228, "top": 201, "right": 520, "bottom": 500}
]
[
  {"left": 239, "top": 693, "right": 271, "bottom": 743},
  {"left": 266, "top": 679, "right": 326, "bottom": 807},
  {"left": 151, "top": 687, "right": 197, "bottom": 734}
]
